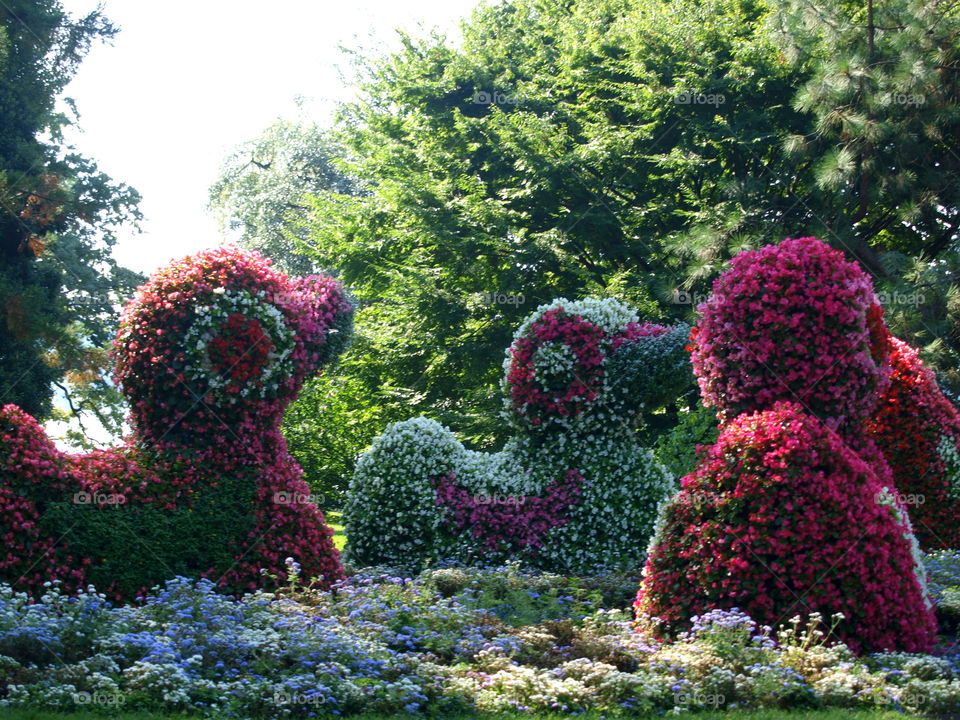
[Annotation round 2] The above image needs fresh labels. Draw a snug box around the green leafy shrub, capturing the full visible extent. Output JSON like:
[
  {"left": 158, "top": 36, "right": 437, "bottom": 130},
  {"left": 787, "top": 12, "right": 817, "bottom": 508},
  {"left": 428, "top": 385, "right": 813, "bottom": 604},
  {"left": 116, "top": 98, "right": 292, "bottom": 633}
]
[
  {"left": 283, "top": 373, "right": 385, "bottom": 509},
  {"left": 653, "top": 403, "right": 719, "bottom": 480}
]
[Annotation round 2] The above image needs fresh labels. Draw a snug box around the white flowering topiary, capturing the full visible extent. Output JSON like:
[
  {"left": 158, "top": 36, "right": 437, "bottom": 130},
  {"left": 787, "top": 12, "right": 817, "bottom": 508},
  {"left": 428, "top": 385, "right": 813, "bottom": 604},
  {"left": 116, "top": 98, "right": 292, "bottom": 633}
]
[{"left": 345, "top": 297, "right": 693, "bottom": 572}]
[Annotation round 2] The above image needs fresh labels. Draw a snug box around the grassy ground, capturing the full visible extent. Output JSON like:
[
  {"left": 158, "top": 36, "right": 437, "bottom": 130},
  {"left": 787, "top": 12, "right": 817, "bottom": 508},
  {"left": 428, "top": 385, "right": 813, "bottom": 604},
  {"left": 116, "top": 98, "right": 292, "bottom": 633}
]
[
  {"left": 327, "top": 509, "right": 345, "bottom": 550},
  {"left": 0, "top": 709, "right": 928, "bottom": 719}
]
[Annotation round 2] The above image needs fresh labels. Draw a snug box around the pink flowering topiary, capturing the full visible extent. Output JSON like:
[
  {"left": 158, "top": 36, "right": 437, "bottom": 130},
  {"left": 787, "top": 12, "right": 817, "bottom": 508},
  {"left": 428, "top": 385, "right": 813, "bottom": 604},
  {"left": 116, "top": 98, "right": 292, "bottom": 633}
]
[
  {"left": 690, "top": 237, "right": 888, "bottom": 434},
  {"left": 0, "top": 246, "right": 353, "bottom": 600},
  {"left": 636, "top": 402, "right": 936, "bottom": 654},
  {"left": 433, "top": 470, "right": 585, "bottom": 555},
  {"left": 867, "top": 336, "right": 960, "bottom": 549},
  {"left": 640, "top": 237, "right": 941, "bottom": 654},
  {"left": 0, "top": 405, "right": 89, "bottom": 595}
]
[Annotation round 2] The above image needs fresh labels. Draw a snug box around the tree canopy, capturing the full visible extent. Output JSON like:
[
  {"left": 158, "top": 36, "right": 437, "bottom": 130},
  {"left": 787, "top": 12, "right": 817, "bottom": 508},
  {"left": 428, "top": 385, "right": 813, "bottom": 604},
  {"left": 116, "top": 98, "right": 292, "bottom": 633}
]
[
  {"left": 209, "top": 118, "right": 358, "bottom": 276},
  {"left": 210, "top": 0, "right": 960, "bottom": 498},
  {"left": 0, "top": 0, "right": 141, "bottom": 443}
]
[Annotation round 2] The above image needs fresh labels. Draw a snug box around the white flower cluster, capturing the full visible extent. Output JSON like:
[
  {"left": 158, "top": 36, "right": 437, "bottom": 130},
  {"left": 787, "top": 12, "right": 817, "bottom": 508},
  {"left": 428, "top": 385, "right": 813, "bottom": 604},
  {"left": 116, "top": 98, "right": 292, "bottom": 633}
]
[
  {"left": 875, "top": 485, "right": 932, "bottom": 609},
  {"left": 181, "top": 289, "right": 295, "bottom": 403},
  {"left": 937, "top": 434, "right": 960, "bottom": 502},
  {"left": 528, "top": 432, "right": 674, "bottom": 573},
  {"left": 345, "top": 417, "right": 467, "bottom": 568},
  {"left": 510, "top": 297, "right": 639, "bottom": 340},
  {"left": 345, "top": 416, "right": 674, "bottom": 573},
  {"left": 532, "top": 341, "right": 577, "bottom": 387},
  {"left": 124, "top": 659, "right": 198, "bottom": 706}
]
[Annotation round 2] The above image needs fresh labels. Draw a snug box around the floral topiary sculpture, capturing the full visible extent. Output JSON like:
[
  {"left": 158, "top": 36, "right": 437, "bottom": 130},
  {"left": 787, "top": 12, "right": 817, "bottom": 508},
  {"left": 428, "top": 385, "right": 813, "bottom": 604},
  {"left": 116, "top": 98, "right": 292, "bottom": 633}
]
[
  {"left": 637, "top": 237, "right": 938, "bottom": 653},
  {"left": 345, "top": 297, "right": 692, "bottom": 572},
  {"left": 0, "top": 246, "right": 353, "bottom": 600},
  {"left": 867, "top": 335, "right": 960, "bottom": 549}
]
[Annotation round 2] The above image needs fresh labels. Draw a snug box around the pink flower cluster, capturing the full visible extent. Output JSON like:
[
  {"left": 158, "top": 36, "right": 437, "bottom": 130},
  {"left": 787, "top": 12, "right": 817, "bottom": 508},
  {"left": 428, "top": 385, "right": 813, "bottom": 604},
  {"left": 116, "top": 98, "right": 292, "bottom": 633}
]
[
  {"left": 609, "top": 321, "right": 669, "bottom": 351},
  {"left": 867, "top": 337, "right": 960, "bottom": 549},
  {"left": 0, "top": 247, "right": 351, "bottom": 600},
  {"left": 690, "top": 237, "right": 887, "bottom": 433},
  {"left": 433, "top": 470, "right": 585, "bottom": 555},
  {"left": 283, "top": 273, "right": 353, "bottom": 372},
  {"left": 636, "top": 402, "right": 936, "bottom": 654}
]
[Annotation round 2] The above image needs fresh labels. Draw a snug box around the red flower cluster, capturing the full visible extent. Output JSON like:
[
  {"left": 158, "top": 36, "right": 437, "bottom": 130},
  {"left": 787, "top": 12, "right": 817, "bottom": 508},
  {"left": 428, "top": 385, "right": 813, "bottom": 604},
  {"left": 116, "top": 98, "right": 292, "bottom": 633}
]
[
  {"left": 636, "top": 402, "right": 936, "bottom": 654},
  {"left": 867, "top": 337, "right": 960, "bottom": 549},
  {"left": 507, "top": 308, "right": 606, "bottom": 425},
  {"left": 207, "top": 313, "right": 274, "bottom": 386},
  {"left": 0, "top": 247, "right": 353, "bottom": 600},
  {"left": 433, "top": 470, "right": 585, "bottom": 555},
  {"left": 690, "top": 237, "right": 887, "bottom": 434},
  {"left": 0, "top": 405, "right": 88, "bottom": 595}
]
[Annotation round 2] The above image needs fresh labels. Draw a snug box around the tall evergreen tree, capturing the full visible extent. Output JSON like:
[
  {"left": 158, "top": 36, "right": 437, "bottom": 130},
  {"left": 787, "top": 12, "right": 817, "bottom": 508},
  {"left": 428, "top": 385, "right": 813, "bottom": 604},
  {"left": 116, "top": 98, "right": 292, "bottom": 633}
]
[{"left": 0, "top": 0, "right": 141, "bottom": 441}]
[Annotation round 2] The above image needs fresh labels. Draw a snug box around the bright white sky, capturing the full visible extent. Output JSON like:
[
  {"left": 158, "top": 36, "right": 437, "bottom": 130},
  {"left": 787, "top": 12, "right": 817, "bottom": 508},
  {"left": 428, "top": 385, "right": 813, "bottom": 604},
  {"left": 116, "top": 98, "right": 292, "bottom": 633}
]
[{"left": 58, "top": 0, "right": 481, "bottom": 275}]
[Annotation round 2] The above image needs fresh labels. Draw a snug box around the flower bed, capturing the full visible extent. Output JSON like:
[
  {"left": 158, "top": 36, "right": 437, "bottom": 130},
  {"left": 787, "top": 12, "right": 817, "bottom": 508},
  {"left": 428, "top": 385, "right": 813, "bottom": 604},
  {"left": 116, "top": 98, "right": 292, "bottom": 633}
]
[{"left": 1, "top": 565, "right": 958, "bottom": 717}]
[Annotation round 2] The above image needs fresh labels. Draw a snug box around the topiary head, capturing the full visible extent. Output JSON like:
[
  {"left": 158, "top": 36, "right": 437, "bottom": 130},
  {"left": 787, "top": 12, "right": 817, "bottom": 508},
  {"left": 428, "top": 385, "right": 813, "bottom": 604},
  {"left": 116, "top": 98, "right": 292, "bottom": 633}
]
[
  {"left": 113, "top": 246, "right": 353, "bottom": 444},
  {"left": 501, "top": 297, "right": 693, "bottom": 434},
  {"left": 690, "top": 237, "right": 888, "bottom": 433}
]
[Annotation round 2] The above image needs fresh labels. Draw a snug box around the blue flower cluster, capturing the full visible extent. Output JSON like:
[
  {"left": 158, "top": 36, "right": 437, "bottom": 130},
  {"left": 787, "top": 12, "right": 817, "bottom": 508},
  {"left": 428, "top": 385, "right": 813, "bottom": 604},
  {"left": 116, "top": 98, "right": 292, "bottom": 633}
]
[
  {"left": 0, "top": 564, "right": 959, "bottom": 716},
  {"left": 925, "top": 549, "right": 960, "bottom": 599}
]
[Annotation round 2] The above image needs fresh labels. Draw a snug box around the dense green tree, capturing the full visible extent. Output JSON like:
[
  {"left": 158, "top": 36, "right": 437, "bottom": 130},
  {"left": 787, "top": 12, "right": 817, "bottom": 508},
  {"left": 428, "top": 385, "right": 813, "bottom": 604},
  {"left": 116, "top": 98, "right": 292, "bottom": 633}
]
[
  {"left": 0, "top": 0, "right": 141, "bottom": 443},
  {"left": 209, "top": 118, "right": 358, "bottom": 275},
  {"left": 296, "top": 0, "right": 806, "bottom": 449},
  {"left": 765, "top": 0, "right": 960, "bottom": 386},
  {"left": 213, "top": 0, "right": 960, "bottom": 496}
]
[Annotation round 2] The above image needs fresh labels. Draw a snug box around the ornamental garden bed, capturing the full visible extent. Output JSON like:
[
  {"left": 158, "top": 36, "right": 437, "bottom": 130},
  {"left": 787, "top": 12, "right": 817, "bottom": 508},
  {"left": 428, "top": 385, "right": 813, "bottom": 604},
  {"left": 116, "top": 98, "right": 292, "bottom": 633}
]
[
  {"left": 3, "top": 240, "right": 960, "bottom": 717},
  {"left": 0, "top": 558, "right": 958, "bottom": 718}
]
